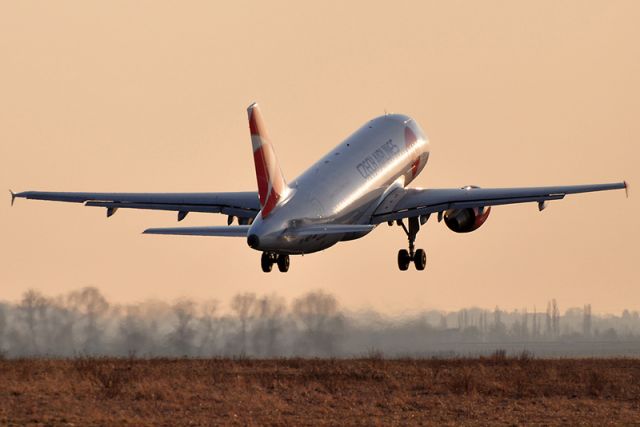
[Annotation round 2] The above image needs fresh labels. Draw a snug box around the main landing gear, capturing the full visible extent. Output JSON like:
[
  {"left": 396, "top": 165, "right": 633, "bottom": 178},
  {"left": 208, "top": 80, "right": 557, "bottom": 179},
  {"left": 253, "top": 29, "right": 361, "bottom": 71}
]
[
  {"left": 261, "top": 252, "right": 290, "bottom": 273},
  {"left": 393, "top": 216, "right": 427, "bottom": 271}
]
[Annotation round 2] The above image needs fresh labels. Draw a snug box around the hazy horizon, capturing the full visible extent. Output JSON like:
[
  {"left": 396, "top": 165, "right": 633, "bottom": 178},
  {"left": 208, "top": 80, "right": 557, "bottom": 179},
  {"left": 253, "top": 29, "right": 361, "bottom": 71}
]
[
  {"left": 0, "top": 285, "right": 636, "bottom": 318},
  {"left": 1, "top": 1, "right": 638, "bottom": 314},
  {"left": 3, "top": 286, "right": 640, "bottom": 358}
]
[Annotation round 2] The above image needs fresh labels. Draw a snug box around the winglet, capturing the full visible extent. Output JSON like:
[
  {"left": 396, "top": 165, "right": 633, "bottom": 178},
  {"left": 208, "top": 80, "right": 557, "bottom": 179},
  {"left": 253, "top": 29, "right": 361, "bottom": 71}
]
[
  {"left": 624, "top": 181, "right": 629, "bottom": 198},
  {"left": 9, "top": 190, "right": 16, "bottom": 206}
]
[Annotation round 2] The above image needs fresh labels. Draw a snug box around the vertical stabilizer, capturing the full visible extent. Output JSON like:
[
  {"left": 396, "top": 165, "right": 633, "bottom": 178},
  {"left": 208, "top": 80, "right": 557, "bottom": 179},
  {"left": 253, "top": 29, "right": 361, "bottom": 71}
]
[{"left": 247, "top": 103, "right": 288, "bottom": 217}]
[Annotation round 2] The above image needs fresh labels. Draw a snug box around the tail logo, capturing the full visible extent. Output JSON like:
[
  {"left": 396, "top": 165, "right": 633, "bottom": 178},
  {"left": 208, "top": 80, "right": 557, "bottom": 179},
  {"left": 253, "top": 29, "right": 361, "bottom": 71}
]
[{"left": 248, "top": 104, "right": 286, "bottom": 218}]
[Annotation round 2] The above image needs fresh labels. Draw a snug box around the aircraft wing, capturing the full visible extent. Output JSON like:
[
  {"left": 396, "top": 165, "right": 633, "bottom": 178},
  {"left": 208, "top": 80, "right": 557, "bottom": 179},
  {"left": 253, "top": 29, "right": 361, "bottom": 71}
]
[
  {"left": 371, "top": 182, "right": 627, "bottom": 224},
  {"left": 11, "top": 191, "right": 260, "bottom": 221}
]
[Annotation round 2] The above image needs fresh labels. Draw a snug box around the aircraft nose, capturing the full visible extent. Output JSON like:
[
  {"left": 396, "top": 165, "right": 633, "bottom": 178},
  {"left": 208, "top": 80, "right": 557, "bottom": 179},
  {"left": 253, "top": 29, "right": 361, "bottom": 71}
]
[{"left": 247, "top": 234, "right": 260, "bottom": 249}]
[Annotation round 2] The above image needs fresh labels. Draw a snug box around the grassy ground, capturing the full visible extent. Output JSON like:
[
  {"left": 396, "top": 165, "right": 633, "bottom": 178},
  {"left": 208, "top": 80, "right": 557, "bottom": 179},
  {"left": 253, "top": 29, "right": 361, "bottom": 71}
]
[{"left": 1, "top": 355, "right": 640, "bottom": 425}]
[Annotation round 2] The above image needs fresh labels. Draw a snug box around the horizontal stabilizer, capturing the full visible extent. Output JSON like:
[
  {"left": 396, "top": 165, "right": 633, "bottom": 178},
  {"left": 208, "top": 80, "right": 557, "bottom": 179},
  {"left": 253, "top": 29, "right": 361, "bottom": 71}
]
[
  {"left": 143, "top": 225, "right": 250, "bottom": 237},
  {"left": 286, "top": 224, "right": 374, "bottom": 237}
]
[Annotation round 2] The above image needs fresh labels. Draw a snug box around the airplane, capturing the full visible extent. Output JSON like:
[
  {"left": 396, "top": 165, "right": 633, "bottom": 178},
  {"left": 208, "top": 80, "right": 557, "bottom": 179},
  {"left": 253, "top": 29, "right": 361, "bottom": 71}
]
[{"left": 11, "top": 102, "right": 628, "bottom": 273}]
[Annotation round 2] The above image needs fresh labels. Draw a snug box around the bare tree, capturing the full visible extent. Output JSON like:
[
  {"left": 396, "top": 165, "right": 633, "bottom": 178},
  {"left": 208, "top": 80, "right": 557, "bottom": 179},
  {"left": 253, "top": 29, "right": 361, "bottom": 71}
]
[
  {"left": 583, "top": 304, "right": 592, "bottom": 337},
  {"left": 42, "top": 296, "right": 78, "bottom": 356},
  {"left": 439, "top": 314, "right": 448, "bottom": 330},
  {"left": 68, "top": 287, "right": 109, "bottom": 353},
  {"left": 532, "top": 306, "right": 540, "bottom": 339},
  {"left": 231, "top": 293, "right": 257, "bottom": 355},
  {"left": 17, "top": 289, "right": 48, "bottom": 354},
  {"left": 458, "top": 309, "right": 469, "bottom": 331},
  {"left": 479, "top": 310, "right": 488, "bottom": 336},
  {"left": 489, "top": 306, "right": 507, "bottom": 340},
  {"left": 552, "top": 299, "right": 560, "bottom": 337},
  {"left": 545, "top": 301, "right": 552, "bottom": 337},
  {"left": 118, "top": 305, "right": 152, "bottom": 356},
  {"left": 168, "top": 300, "right": 196, "bottom": 356},
  {"left": 252, "top": 295, "right": 286, "bottom": 357},
  {"left": 196, "top": 299, "right": 219, "bottom": 356},
  {"left": 0, "top": 303, "right": 7, "bottom": 354},
  {"left": 292, "top": 291, "right": 343, "bottom": 356}
]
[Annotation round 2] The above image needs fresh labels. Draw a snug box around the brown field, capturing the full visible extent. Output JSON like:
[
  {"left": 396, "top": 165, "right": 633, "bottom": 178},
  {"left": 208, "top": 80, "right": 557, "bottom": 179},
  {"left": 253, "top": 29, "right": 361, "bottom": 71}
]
[{"left": 1, "top": 355, "right": 640, "bottom": 426}]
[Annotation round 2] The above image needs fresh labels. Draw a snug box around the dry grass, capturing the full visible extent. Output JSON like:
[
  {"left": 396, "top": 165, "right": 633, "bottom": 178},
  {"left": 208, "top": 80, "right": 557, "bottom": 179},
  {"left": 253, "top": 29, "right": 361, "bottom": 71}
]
[{"left": 1, "top": 354, "right": 640, "bottom": 425}]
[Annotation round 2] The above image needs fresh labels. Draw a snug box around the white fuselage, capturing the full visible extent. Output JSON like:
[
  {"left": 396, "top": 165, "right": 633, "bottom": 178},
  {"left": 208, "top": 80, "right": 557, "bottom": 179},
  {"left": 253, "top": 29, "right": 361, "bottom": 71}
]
[{"left": 247, "top": 114, "right": 430, "bottom": 254}]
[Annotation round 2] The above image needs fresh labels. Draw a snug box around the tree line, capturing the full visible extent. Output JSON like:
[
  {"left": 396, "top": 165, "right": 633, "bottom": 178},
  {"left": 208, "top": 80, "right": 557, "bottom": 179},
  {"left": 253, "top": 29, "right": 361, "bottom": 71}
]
[{"left": 1, "top": 287, "right": 639, "bottom": 358}]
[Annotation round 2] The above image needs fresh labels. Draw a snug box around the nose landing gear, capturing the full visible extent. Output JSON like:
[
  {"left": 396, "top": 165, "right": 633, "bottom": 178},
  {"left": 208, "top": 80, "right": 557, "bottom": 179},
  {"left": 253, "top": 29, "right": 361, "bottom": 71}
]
[
  {"left": 261, "top": 252, "right": 290, "bottom": 273},
  {"left": 396, "top": 216, "right": 427, "bottom": 271}
]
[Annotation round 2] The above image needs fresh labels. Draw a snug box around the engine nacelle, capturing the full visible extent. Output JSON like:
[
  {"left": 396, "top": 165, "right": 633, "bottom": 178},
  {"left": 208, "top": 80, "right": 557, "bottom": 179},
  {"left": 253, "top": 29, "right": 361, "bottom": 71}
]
[{"left": 444, "top": 206, "right": 491, "bottom": 233}]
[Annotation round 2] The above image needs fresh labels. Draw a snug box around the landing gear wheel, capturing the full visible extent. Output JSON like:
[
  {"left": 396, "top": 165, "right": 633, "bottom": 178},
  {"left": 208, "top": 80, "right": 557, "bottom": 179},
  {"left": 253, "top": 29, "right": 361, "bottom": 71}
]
[
  {"left": 414, "top": 249, "right": 426, "bottom": 270},
  {"left": 277, "top": 254, "right": 290, "bottom": 272},
  {"left": 261, "top": 252, "right": 273, "bottom": 273},
  {"left": 397, "top": 249, "right": 411, "bottom": 271},
  {"left": 395, "top": 216, "right": 429, "bottom": 272}
]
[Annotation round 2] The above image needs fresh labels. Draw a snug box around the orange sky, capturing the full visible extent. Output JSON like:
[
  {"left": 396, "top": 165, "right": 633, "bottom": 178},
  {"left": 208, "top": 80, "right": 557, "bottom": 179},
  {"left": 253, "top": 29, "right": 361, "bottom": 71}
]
[{"left": 1, "top": 1, "right": 638, "bottom": 314}]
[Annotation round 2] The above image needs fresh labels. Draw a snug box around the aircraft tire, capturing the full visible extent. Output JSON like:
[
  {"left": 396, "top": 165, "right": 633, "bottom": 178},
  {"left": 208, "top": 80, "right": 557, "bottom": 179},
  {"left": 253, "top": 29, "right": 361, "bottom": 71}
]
[
  {"left": 397, "top": 249, "right": 411, "bottom": 271},
  {"left": 414, "top": 249, "right": 426, "bottom": 271},
  {"left": 261, "top": 252, "right": 273, "bottom": 272},
  {"left": 277, "top": 254, "right": 290, "bottom": 272}
]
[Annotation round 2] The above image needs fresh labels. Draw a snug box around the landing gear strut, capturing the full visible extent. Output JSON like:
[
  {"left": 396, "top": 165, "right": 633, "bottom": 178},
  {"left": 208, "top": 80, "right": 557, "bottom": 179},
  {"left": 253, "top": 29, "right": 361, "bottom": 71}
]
[
  {"left": 396, "top": 216, "right": 427, "bottom": 271},
  {"left": 261, "top": 252, "right": 290, "bottom": 273}
]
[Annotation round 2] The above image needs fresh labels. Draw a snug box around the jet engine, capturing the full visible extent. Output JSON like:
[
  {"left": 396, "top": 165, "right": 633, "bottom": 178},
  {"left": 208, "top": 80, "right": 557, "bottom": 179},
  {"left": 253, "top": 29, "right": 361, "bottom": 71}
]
[{"left": 443, "top": 206, "right": 491, "bottom": 233}]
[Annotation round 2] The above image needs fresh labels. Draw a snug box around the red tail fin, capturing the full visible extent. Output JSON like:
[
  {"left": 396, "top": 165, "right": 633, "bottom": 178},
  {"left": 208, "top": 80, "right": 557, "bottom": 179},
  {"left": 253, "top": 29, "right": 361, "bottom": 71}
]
[{"left": 247, "top": 103, "right": 288, "bottom": 217}]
